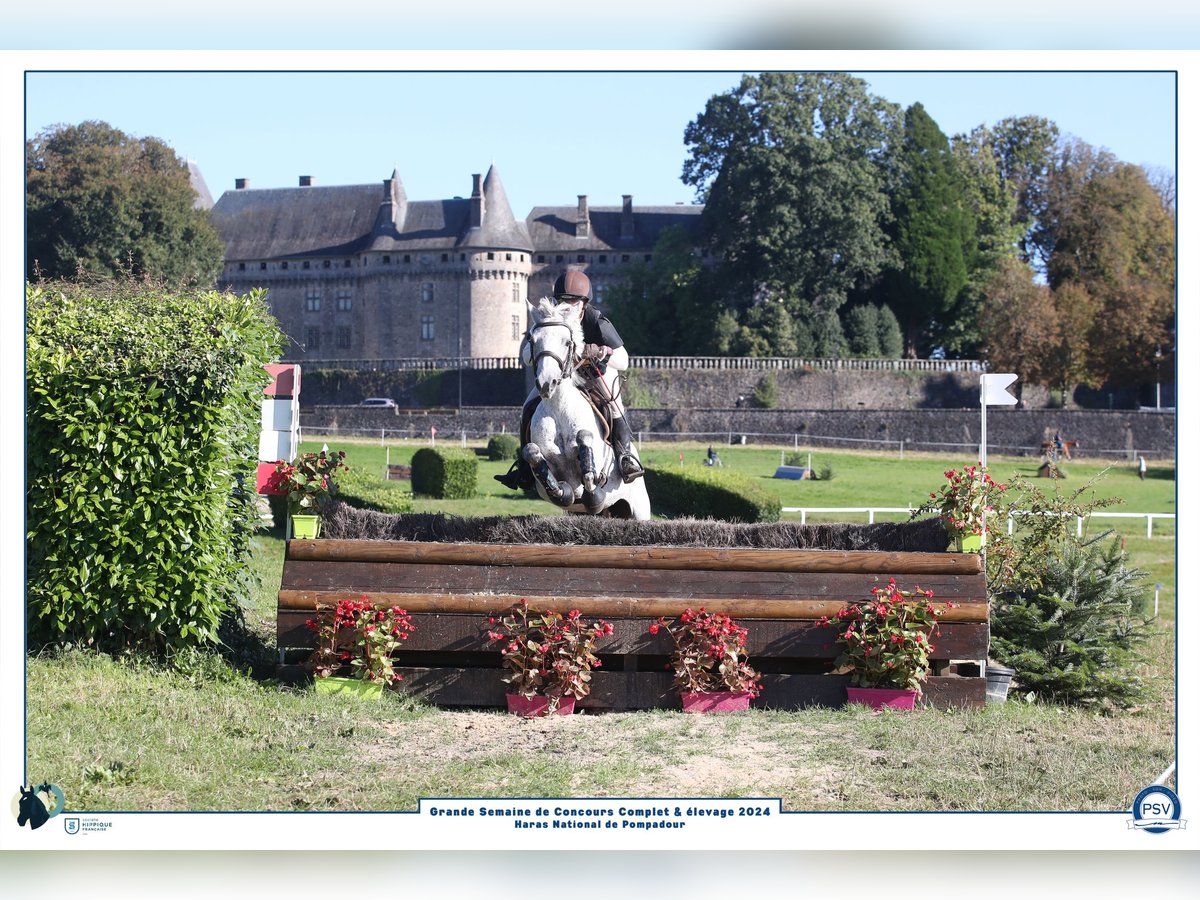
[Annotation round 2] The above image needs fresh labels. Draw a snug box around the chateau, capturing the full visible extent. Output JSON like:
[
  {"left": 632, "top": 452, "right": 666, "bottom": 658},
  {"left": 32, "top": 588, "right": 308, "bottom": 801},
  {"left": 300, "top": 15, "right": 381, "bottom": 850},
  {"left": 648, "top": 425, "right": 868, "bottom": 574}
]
[{"left": 209, "top": 166, "right": 703, "bottom": 362}]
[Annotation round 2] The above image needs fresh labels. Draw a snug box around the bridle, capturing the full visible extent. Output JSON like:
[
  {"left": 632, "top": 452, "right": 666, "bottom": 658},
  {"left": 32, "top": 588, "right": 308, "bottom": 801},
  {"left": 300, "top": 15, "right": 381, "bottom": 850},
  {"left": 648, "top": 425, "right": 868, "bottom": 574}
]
[{"left": 524, "top": 319, "right": 580, "bottom": 378}]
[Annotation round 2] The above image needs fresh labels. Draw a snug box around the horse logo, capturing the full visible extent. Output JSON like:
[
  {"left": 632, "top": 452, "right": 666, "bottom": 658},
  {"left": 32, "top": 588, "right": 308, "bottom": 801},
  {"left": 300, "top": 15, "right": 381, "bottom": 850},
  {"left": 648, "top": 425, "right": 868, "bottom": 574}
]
[{"left": 11, "top": 782, "right": 66, "bottom": 831}]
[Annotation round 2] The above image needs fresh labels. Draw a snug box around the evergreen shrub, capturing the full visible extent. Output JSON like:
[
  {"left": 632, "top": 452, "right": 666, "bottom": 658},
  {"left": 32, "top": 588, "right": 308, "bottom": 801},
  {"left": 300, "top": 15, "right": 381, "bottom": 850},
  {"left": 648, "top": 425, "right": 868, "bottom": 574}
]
[
  {"left": 989, "top": 538, "right": 1153, "bottom": 708},
  {"left": 411, "top": 447, "right": 478, "bottom": 499},
  {"left": 486, "top": 433, "right": 521, "bottom": 461},
  {"left": 645, "top": 466, "right": 781, "bottom": 523},
  {"left": 25, "top": 280, "right": 283, "bottom": 653}
]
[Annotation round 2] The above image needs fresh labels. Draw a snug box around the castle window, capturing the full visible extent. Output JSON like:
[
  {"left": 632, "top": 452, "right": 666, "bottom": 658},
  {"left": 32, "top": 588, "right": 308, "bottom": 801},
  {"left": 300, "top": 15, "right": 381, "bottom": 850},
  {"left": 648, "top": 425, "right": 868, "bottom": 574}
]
[
  {"left": 621, "top": 255, "right": 630, "bottom": 262},
  {"left": 599, "top": 255, "right": 607, "bottom": 264},
  {"left": 594, "top": 283, "right": 607, "bottom": 304},
  {"left": 335, "top": 326, "right": 352, "bottom": 349},
  {"left": 335, "top": 290, "right": 352, "bottom": 311},
  {"left": 506, "top": 253, "right": 512, "bottom": 261},
  {"left": 383, "top": 255, "right": 391, "bottom": 264},
  {"left": 460, "top": 253, "right": 466, "bottom": 261},
  {"left": 487, "top": 252, "right": 495, "bottom": 260},
  {"left": 305, "top": 290, "right": 321, "bottom": 312},
  {"left": 305, "top": 327, "right": 321, "bottom": 350},
  {"left": 555, "top": 255, "right": 564, "bottom": 263},
  {"left": 512, "top": 315, "right": 520, "bottom": 341},
  {"left": 577, "top": 255, "right": 585, "bottom": 263},
  {"left": 238, "top": 262, "right": 246, "bottom": 271},
  {"left": 442, "top": 253, "right": 449, "bottom": 262},
  {"left": 260, "top": 262, "right": 267, "bottom": 270},
  {"left": 404, "top": 255, "right": 411, "bottom": 263},
  {"left": 537, "top": 255, "right": 545, "bottom": 263},
  {"left": 344, "top": 259, "right": 351, "bottom": 268},
  {"left": 421, "top": 283, "right": 434, "bottom": 303},
  {"left": 420, "top": 315, "right": 435, "bottom": 341},
  {"left": 645, "top": 255, "right": 652, "bottom": 262},
  {"left": 281, "top": 261, "right": 288, "bottom": 270},
  {"left": 303, "top": 260, "right": 310, "bottom": 269},
  {"left": 520, "top": 254, "right": 525, "bottom": 262},
  {"left": 323, "top": 260, "right": 331, "bottom": 269},
  {"left": 512, "top": 283, "right": 520, "bottom": 304}
]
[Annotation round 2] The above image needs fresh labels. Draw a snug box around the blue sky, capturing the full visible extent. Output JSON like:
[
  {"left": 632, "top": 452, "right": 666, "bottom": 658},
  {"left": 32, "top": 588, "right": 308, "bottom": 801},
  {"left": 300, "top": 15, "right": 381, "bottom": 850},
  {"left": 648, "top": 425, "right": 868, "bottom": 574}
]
[{"left": 23, "top": 69, "right": 1176, "bottom": 217}]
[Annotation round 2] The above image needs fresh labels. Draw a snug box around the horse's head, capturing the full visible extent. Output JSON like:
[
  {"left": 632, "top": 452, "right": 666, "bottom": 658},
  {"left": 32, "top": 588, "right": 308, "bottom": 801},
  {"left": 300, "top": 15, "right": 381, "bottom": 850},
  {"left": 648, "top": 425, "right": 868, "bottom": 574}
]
[{"left": 525, "top": 297, "right": 582, "bottom": 401}]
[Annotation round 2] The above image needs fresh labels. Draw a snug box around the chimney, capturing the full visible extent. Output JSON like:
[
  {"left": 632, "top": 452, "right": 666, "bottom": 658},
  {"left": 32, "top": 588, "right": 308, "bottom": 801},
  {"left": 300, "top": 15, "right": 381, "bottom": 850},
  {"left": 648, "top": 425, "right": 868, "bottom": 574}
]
[
  {"left": 620, "top": 195, "right": 634, "bottom": 240},
  {"left": 299, "top": 175, "right": 314, "bottom": 187},
  {"left": 576, "top": 195, "right": 590, "bottom": 238},
  {"left": 469, "top": 173, "right": 484, "bottom": 228},
  {"left": 235, "top": 178, "right": 249, "bottom": 190}
]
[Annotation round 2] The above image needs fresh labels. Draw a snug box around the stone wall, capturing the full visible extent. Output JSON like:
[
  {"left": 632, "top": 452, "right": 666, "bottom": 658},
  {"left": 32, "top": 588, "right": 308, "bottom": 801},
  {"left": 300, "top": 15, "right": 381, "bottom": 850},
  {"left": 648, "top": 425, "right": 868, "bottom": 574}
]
[
  {"left": 294, "top": 365, "right": 1174, "bottom": 412},
  {"left": 303, "top": 406, "right": 1175, "bottom": 459}
]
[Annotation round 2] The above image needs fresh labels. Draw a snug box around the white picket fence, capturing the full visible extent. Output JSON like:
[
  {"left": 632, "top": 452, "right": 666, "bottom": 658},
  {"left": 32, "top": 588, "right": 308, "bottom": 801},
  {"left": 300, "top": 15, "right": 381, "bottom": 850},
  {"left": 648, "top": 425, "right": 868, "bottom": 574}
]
[{"left": 780, "top": 506, "right": 1175, "bottom": 538}]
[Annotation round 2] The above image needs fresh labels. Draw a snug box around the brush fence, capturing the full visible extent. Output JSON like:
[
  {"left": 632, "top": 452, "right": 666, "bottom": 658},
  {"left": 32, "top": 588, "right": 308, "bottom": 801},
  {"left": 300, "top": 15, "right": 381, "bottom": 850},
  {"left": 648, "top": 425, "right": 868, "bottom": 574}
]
[{"left": 278, "top": 539, "right": 989, "bottom": 709}]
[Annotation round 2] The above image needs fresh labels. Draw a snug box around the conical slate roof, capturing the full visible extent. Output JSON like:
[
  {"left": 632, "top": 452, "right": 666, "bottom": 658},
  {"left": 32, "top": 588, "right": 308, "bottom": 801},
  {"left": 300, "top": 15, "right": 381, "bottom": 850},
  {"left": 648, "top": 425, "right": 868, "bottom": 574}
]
[
  {"left": 458, "top": 165, "right": 533, "bottom": 251},
  {"left": 211, "top": 165, "right": 532, "bottom": 261}
]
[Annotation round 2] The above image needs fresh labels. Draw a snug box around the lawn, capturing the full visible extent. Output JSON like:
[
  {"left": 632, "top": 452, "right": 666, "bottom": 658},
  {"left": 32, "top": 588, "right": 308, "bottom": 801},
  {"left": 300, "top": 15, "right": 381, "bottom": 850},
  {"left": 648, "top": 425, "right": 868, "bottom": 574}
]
[{"left": 24, "top": 439, "right": 1177, "bottom": 812}]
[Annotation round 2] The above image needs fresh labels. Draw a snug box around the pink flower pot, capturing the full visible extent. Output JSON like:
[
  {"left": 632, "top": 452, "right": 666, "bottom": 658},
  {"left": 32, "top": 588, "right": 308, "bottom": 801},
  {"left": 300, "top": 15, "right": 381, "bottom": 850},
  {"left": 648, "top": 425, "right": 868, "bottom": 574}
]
[
  {"left": 680, "top": 691, "right": 754, "bottom": 713},
  {"left": 505, "top": 694, "right": 576, "bottom": 718},
  {"left": 845, "top": 687, "right": 919, "bottom": 710}
]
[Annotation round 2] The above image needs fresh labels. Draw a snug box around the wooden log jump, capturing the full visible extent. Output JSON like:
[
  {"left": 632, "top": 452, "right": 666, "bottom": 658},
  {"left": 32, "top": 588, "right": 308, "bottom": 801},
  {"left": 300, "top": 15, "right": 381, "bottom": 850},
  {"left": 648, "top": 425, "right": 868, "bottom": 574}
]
[{"left": 278, "top": 533, "right": 989, "bottom": 710}]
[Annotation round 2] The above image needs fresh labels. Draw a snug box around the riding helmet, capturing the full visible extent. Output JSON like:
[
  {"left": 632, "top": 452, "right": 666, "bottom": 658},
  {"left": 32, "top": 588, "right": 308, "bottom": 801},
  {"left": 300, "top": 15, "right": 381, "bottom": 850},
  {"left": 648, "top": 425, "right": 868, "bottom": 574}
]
[{"left": 552, "top": 270, "right": 592, "bottom": 303}]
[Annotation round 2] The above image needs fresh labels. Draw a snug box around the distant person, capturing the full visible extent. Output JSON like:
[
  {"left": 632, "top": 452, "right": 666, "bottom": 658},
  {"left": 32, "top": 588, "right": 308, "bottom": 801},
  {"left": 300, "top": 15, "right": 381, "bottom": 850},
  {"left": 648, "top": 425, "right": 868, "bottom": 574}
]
[
  {"left": 706, "top": 445, "right": 722, "bottom": 467},
  {"left": 1139, "top": 455, "right": 1147, "bottom": 481}
]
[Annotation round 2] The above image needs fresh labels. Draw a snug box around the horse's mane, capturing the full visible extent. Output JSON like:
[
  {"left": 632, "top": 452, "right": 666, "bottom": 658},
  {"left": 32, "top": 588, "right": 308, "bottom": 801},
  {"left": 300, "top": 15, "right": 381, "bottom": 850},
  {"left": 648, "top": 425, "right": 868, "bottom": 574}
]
[{"left": 533, "top": 297, "right": 583, "bottom": 345}]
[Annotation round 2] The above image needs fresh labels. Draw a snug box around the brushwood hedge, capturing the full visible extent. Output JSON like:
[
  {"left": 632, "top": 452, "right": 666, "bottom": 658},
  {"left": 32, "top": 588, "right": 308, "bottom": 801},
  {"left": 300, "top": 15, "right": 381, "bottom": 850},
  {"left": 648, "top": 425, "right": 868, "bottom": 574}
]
[
  {"left": 411, "top": 447, "right": 478, "bottom": 499},
  {"left": 25, "top": 281, "right": 283, "bottom": 653},
  {"left": 644, "top": 466, "right": 782, "bottom": 523}
]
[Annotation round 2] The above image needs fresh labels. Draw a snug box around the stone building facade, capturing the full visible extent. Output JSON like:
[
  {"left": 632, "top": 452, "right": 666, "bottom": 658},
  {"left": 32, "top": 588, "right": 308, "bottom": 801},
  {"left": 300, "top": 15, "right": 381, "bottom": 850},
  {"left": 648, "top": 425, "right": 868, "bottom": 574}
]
[{"left": 209, "top": 167, "right": 704, "bottom": 363}]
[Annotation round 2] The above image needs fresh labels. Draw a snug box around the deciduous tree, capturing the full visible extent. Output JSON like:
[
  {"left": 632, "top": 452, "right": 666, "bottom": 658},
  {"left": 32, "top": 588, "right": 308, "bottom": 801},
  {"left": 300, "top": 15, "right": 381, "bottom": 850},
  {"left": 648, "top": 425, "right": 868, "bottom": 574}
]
[
  {"left": 26, "top": 120, "right": 223, "bottom": 286},
  {"left": 682, "top": 72, "right": 900, "bottom": 327}
]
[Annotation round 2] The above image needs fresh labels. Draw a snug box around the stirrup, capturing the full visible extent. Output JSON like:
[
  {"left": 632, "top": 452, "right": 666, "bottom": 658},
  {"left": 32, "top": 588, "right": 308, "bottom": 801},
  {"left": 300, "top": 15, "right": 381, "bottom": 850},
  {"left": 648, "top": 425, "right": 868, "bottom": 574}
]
[{"left": 618, "top": 454, "right": 644, "bottom": 483}]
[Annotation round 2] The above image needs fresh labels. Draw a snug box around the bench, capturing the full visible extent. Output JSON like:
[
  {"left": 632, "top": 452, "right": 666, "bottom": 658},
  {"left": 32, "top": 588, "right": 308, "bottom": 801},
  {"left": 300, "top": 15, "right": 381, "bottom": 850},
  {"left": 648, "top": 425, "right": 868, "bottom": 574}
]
[{"left": 277, "top": 535, "right": 988, "bottom": 710}]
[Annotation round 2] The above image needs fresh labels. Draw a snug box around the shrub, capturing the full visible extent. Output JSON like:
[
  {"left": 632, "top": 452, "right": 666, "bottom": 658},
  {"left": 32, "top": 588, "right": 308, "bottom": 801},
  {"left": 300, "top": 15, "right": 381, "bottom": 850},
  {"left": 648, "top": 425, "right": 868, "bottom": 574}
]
[
  {"left": 989, "top": 538, "right": 1153, "bottom": 708},
  {"left": 25, "top": 280, "right": 283, "bottom": 653},
  {"left": 752, "top": 372, "right": 778, "bottom": 409},
  {"left": 335, "top": 465, "right": 413, "bottom": 514},
  {"left": 486, "top": 433, "right": 521, "bottom": 461},
  {"left": 645, "top": 466, "right": 781, "bottom": 523},
  {"left": 411, "top": 447, "right": 477, "bottom": 499}
]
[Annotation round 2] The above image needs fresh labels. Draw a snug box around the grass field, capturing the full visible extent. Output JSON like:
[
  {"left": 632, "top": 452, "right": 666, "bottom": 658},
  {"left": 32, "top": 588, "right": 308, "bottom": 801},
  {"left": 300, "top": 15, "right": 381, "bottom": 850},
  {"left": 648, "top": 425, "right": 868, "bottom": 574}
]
[{"left": 24, "top": 439, "right": 1177, "bottom": 813}]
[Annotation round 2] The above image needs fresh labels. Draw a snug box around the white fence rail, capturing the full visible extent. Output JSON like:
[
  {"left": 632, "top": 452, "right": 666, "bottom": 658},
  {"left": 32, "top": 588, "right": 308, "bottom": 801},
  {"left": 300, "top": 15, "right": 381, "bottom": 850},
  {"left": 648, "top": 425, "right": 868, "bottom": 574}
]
[
  {"left": 291, "top": 355, "right": 986, "bottom": 374},
  {"left": 780, "top": 506, "right": 1176, "bottom": 537}
]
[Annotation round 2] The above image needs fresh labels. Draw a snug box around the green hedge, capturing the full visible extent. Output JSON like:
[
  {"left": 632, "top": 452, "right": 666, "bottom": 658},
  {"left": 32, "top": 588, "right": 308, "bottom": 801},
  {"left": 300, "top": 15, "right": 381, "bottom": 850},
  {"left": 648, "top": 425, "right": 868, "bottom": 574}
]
[
  {"left": 486, "top": 433, "right": 521, "bottom": 461},
  {"left": 644, "top": 466, "right": 781, "bottom": 523},
  {"left": 411, "top": 447, "right": 478, "bottom": 499},
  {"left": 335, "top": 464, "right": 414, "bottom": 514},
  {"left": 25, "top": 280, "right": 283, "bottom": 653}
]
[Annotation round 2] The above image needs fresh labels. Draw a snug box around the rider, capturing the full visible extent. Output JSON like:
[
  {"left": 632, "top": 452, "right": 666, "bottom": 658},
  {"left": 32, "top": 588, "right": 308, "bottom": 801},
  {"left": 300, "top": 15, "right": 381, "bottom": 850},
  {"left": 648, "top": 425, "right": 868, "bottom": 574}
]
[{"left": 496, "top": 270, "right": 644, "bottom": 490}]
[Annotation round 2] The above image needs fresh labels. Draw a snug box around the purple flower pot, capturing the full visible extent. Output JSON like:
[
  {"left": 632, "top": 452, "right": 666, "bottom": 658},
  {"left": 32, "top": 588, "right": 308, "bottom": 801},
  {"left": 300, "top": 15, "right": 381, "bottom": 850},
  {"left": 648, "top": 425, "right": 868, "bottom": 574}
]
[
  {"left": 680, "top": 691, "right": 754, "bottom": 713},
  {"left": 845, "top": 687, "right": 919, "bottom": 710},
  {"left": 505, "top": 694, "right": 576, "bottom": 718}
]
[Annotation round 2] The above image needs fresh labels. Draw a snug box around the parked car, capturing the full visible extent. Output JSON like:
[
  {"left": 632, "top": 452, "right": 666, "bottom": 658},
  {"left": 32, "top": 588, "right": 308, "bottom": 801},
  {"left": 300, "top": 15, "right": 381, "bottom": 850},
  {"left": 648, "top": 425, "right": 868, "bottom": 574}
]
[{"left": 359, "top": 397, "right": 398, "bottom": 409}]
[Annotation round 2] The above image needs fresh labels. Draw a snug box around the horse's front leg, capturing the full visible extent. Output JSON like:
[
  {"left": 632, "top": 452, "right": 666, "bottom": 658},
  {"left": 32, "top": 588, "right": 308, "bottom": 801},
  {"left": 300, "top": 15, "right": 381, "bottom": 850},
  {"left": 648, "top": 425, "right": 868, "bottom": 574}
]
[
  {"left": 575, "top": 429, "right": 607, "bottom": 514},
  {"left": 522, "top": 442, "right": 571, "bottom": 507}
]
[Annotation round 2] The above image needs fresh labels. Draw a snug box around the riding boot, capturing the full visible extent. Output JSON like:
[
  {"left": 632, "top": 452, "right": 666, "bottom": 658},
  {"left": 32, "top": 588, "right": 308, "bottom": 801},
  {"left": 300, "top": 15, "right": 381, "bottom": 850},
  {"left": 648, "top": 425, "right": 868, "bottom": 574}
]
[
  {"left": 493, "top": 395, "right": 540, "bottom": 491},
  {"left": 610, "top": 415, "right": 644, "bottom": 483}
]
